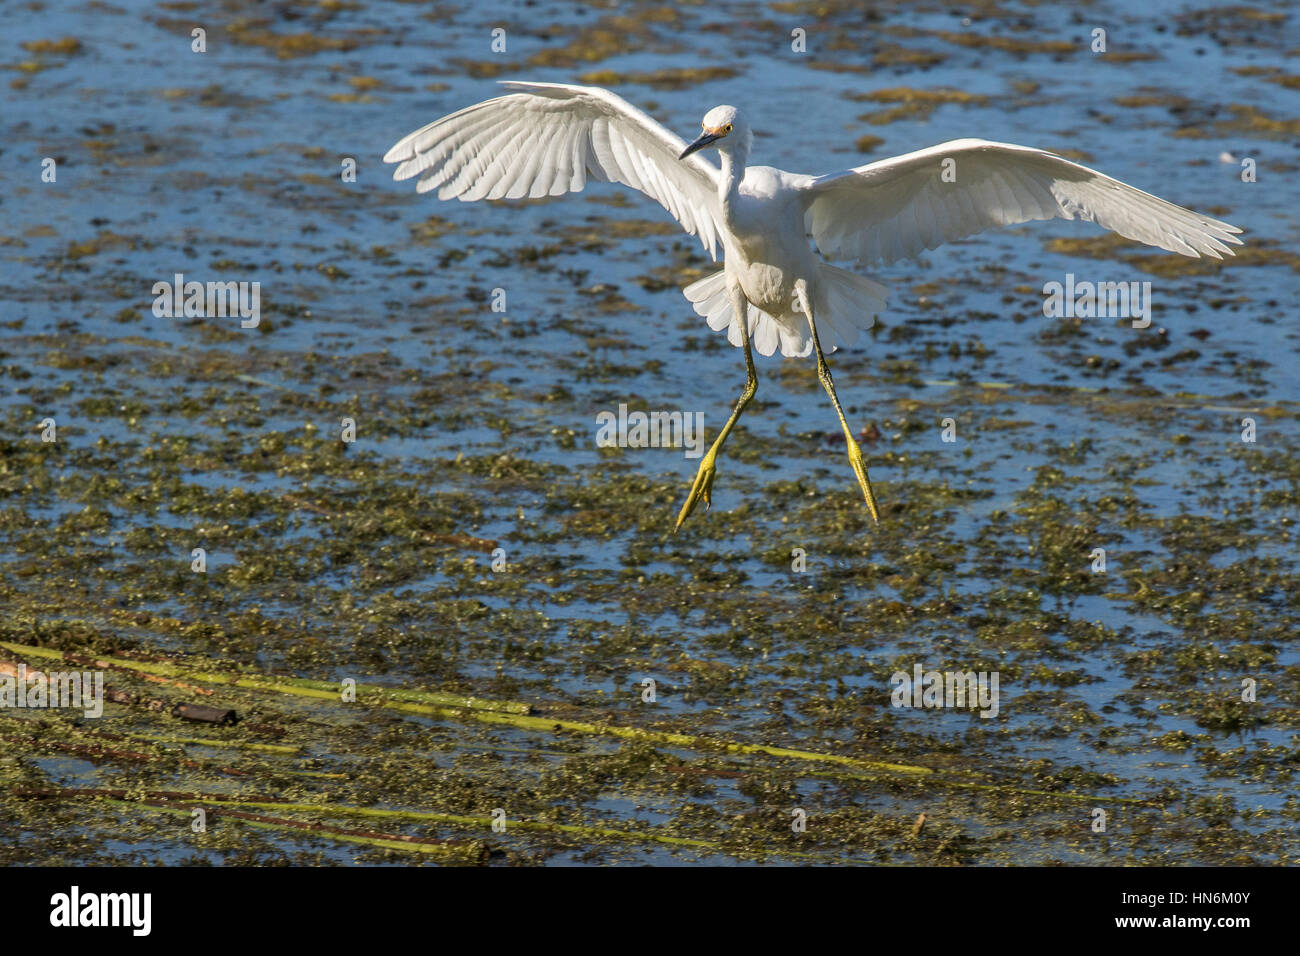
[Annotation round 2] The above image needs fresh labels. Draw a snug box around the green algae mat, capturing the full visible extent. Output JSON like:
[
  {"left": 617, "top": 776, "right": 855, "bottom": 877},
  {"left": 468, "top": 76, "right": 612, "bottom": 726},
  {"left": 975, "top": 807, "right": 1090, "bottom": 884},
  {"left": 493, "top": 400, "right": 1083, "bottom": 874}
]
[{"left": 2, "top": 0, "right": 1298, "bottom": 864}]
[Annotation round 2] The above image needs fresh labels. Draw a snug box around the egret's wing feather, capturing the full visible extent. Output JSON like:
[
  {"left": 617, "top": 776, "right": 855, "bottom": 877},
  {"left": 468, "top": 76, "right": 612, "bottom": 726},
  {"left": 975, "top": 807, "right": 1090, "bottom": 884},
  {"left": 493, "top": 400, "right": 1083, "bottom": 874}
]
[
  {"left": 384, "top": 81, "right": 724, "bottom": 259},
  {"left": 799, "top": 139, "right": 1242, "bottom": 265}
]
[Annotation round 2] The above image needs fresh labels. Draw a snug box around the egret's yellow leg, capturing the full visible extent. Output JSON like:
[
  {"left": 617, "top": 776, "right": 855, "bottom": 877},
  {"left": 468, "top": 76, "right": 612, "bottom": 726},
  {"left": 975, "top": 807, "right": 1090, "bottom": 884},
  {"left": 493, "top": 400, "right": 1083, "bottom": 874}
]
[
  {"left": 675, "top": 286, "right": 757, "bottom": 532},
  {"left": 796, "top": 281, "right": 880, "bottom": 523}
]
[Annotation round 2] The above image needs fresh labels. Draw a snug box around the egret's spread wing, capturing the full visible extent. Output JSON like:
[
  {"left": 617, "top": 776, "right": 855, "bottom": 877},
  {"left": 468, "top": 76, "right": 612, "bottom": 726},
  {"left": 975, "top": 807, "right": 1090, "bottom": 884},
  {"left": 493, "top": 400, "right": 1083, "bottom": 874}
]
[
  {"left": 800, "top": 139, "right": 1242, "bottom": 266},
  {"left": 384, "top": 81, "right": 724, "bottom": 259}
]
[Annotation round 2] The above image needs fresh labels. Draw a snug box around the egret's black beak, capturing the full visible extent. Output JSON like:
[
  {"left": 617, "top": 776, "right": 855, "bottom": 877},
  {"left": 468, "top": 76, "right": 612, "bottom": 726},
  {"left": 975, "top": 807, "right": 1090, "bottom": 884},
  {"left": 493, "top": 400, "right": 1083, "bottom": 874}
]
[{"left": 679, "top": 131, "right": 722, "bottom": 160}]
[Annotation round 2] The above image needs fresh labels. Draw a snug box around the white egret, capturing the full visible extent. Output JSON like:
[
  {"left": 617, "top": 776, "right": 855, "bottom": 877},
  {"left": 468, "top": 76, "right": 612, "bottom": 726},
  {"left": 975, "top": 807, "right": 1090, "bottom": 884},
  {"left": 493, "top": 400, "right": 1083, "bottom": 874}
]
[{"left": 384, "top": 82, "right": 1243, "bottom": 530}]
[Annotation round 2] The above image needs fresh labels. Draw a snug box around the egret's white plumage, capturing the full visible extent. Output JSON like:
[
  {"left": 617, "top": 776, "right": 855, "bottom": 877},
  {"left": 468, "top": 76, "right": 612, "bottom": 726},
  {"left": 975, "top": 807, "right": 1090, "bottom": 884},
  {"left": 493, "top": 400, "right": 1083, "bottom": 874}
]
[
  {"left": 384, "top": 82, "right": 1243, "bottom": 527},
  {"left": 386, "top": 81, "right": 1241, "bottom": 358},
  {"left": 384, "top": 82, "right": 725, "bottom": 257}
]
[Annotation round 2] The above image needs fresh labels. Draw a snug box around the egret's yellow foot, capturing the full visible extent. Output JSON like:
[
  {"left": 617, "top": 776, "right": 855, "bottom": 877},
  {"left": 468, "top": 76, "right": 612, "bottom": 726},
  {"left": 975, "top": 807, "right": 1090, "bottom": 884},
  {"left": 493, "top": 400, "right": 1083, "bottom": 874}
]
[
  {"left": 844, "top": 432, "right": 880, "bottom": 523},
  {"left": 796, "top": 278, "right": 880, "bottom": 524},
  {"left": 675, "top": 281, "right": 757, "bottom": 532},
  {"left": 675, "top": 450, "right": 718, "bottom": 531}
]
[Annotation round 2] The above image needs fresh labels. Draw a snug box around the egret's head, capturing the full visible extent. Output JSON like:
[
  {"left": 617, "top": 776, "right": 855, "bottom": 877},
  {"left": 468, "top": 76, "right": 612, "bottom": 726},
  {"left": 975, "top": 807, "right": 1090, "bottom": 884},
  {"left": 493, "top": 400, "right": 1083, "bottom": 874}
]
[{"left": 679, "top": 105, "right": 750, "bottom": 160}]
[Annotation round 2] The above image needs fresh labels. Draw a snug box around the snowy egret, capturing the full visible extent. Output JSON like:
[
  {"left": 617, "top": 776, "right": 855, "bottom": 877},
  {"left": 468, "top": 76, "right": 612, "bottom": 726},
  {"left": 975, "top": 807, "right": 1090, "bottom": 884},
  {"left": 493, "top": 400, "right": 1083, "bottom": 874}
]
[{"left": 384, "top": 82, "right": 1243, "bottom": 530}]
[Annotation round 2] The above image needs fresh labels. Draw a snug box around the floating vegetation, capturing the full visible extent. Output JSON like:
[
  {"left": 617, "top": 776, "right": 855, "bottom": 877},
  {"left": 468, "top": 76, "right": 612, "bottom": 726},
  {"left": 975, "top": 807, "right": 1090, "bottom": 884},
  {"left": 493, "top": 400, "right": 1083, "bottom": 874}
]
[
  {"left": 577, "top": 68, "right": 740, "bottom": 90},
  {"left": 2, "top": 0, "right": 1295, "bottom": 866},
  {"left": 850, "top": 86, "right": 990, "bottom": 124},
  {"left": 20, "top": 37, "right": 83, "bottom": 55}
]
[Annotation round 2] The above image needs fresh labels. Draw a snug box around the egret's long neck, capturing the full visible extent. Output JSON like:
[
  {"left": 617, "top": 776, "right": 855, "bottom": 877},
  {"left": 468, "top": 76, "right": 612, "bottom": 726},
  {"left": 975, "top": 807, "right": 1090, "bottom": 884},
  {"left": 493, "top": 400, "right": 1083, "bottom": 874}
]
[{"left": 718, "top": 147, "right": 747, "bottom": 211}]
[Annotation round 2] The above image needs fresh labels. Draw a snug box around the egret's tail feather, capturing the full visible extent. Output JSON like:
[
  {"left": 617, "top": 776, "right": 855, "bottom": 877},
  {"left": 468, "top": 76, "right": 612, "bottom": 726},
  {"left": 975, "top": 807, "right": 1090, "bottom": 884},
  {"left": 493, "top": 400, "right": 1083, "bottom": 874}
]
[
  {"left": 683, "top": 270, "right": 789, "bottom": 358},
  {"left": 683, "top": 265, "right": 887, "bottom": 359}
]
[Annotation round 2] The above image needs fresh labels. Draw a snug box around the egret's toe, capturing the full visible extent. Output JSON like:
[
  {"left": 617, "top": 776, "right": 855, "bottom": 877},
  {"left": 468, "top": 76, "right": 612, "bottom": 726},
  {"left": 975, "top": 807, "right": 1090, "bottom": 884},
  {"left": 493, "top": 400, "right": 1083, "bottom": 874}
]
[
  {"left": 846, "top": 437, "right": 881, "bottom": 523},
  {"left": 675, "top": 454, "right": 718, "bottom": 532}
]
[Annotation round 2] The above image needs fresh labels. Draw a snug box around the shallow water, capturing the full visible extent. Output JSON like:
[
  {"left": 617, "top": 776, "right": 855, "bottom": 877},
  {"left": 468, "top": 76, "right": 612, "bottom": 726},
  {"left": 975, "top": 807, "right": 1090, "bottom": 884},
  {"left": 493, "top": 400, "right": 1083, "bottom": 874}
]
[{"left": 1, "top": 0, "right": 1297, "bottom": 865}]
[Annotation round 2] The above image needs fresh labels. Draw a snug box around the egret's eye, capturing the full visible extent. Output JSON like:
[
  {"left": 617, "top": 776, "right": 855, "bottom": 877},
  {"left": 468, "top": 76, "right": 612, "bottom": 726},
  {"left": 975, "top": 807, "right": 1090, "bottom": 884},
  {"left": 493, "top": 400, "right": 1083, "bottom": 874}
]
[{"left": 723, "top": 124, "right": 733, "bottom": 134}]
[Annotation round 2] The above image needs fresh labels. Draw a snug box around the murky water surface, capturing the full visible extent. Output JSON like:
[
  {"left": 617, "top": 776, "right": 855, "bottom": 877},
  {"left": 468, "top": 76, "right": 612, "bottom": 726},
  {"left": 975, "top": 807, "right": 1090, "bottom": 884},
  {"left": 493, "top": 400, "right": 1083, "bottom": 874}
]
[{"left": 1, "top": 0, "right": 1297, "bottom": 864}]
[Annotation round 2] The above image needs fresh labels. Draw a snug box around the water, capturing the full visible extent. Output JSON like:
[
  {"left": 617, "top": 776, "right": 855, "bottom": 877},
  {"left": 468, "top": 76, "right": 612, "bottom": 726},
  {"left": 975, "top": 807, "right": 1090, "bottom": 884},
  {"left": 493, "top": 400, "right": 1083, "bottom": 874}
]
[{"left": 0, "top": 0, "right": 1296, "bottom": 865}]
